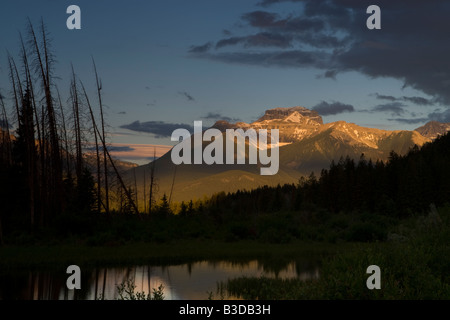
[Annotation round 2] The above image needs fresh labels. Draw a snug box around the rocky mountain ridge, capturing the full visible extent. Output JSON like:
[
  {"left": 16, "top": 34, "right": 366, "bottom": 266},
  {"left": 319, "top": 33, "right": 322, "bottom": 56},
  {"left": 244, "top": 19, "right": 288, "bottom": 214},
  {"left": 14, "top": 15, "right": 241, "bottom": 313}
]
[{"left": 126, "top": 106, "right": 444, "bottom": 203}]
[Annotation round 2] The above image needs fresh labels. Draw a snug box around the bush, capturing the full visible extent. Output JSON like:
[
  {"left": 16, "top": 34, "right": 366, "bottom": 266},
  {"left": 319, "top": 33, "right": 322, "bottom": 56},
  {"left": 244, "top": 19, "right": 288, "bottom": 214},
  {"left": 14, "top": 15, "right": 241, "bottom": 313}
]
[{"left": 345, "top": 222, "right": 386, "bottom": 242}]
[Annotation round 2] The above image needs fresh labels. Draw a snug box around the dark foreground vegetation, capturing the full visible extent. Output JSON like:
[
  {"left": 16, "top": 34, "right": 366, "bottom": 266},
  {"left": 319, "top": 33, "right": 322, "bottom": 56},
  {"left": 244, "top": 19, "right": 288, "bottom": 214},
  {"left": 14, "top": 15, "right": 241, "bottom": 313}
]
[{"left": 219, "top": 205, "right": 450, "bottom": 299}]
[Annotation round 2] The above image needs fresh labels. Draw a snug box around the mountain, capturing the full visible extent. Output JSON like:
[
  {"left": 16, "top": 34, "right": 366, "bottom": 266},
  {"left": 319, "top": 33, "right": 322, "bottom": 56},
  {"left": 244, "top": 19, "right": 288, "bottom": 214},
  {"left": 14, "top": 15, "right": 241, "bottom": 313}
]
[
  {"left": 279, "top": 121, "right": 429, "bottom": 173},
  {"left": 415, "top": 121, "right": 450, "bottom": 140},
  {"left": 82, "top": 152, "right": 138, "bottom": 175},
  {"left": 213, "top": 106, "right": 322, "bottom": 143},
  {"left": 123, "top": 106, "right": 433, "bottom": 204},
  {"left": 126, "top": 136, "right": 301, "bottom": 204}
]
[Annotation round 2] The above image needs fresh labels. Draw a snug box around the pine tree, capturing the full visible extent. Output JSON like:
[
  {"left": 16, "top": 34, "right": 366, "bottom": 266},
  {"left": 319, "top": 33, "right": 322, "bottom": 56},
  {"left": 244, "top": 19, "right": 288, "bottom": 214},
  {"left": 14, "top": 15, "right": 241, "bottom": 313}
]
[{"left": 157, "top": 194, "right": 171, "bottom": 216}]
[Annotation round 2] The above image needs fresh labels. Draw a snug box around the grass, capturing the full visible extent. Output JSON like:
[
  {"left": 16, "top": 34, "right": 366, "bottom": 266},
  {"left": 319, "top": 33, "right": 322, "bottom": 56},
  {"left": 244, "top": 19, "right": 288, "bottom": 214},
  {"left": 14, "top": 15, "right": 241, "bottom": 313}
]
[
  {"left": 113, "top": 279, "right": 165, "bottom": 300},
  {"left": 218, "top": 205, "right": 450, "bottom": 299},
  {"left": 219, "top": 242, "right": 450, "bottom": 299}
]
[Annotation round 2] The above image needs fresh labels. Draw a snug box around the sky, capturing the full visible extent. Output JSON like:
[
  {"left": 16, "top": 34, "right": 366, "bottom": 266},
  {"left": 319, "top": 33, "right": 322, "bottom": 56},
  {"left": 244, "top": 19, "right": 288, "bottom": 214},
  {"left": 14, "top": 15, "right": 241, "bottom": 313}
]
[{"left": 1, "top": 0, "right": 450, "bottom": 165}]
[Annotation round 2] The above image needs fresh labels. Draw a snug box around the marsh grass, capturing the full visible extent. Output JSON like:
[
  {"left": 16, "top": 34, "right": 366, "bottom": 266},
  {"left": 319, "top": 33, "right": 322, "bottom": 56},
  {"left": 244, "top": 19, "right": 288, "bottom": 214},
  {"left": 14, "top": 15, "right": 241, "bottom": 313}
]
[
  {"left": 219, "top": 206, "right": 450, "bottom": 300},
  {"left": 95, "top": 279, "right": 165, "bottom": 300},
  {"left": 116, "top": 279, "right": 165, "bottom": 300}
]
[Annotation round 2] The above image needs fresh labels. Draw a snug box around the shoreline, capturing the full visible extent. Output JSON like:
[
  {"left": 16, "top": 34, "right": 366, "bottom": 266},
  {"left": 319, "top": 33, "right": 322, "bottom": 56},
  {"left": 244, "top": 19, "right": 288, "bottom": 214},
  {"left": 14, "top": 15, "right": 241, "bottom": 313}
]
[{"left": 0, "top": 240, "right": 349, "bottom": 272}]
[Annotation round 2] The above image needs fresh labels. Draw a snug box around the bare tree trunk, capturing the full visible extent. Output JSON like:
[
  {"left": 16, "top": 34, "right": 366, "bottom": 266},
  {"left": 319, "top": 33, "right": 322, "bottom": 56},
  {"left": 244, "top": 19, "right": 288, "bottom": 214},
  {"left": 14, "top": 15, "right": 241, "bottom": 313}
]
[
  {"left": 169, "top": 166, "right": 177, "bottom": 206},
  {"left": 134, "top": 167, "right": 139, "bottom": 211},
  {"left": 40, "top": 103, "right": 47, "bottom": 227},
  {"left": 93, "top": 59, "right": 109, "bottom": 214},
  {"left": 56, "top": 88, "right": 71, "bottom": 179},
  {"left": 94, "top": 126, "right": 101, "bottom": 214},
  {"left": 80, "top": 81, "right": 102, "bottom": 213},
  {"left": 102, "top": 145, "right": 139, "bottom": 215},
  {"left": 7, "top": 55, "right": 21, "bottom": 121},
  {"left": 0, "top": 93, "right": 12, "bottom": 166},
  {"left": 23, "top": 88, "right": 36, "bottom": 228},
  {"left": 143, "top": 170, "right": 147, "bottom": 214},
  {"left": 28, "top": 19, "right": 63, "bottom": 220},
  {"left": 83, "top": 81, "right": 139, "bottom": 215},
  {"left": 11, "top": 54, "right": 38, "bottom": 228},
  {"left": 149, "top": 148, "right": 156, "bottom": 215},
  {"left": 71, "top": 65, "right": 83, "bottom": 182},
  {"left": 20, "top": 33, "right": 42, "bottom": 167},
  {"left": 21, "top": 34, "right": 43, "bottom": 224}
]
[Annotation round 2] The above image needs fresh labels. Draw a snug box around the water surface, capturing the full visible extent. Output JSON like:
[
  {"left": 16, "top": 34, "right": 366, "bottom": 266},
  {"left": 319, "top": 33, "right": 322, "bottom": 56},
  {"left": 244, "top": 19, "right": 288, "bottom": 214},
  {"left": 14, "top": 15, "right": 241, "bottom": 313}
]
[{"left": 0, "top": 259, "right": 320, "bottom": 300}]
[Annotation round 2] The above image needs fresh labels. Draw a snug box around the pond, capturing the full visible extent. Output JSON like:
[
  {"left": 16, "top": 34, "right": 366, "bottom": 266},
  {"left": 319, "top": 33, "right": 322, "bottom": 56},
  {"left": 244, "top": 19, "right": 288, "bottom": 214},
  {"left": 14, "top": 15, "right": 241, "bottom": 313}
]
[{"left": 0, "top": 259, "right": 320, "bottom": 300}]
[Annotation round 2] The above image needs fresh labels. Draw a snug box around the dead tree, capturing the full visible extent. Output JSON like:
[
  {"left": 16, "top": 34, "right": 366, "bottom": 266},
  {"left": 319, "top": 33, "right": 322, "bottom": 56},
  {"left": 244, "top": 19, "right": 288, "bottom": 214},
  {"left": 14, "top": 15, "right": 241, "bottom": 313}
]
[
  {"left": 56, "top": 87, "right": 72, "bottom": 179},
  {"left": 0, "top": 91, "right": 12, "bottom": 166},
  {"left": 148, "top": 148, "right": 157, "bottom": 215},
  {"left": 28, "top": 19, "right": 63, "bottom": 222},
  {"left": 169, "top": 166, "right": 177, "bottom": 206},
  {"left": 93, "top": 58, "right": 109, "bottom": 214},
  {"left": 82, "top": 80, "right": 139, "bottom": 215},
  {"left": 80, "top": 81, "right": 102, "bottom": 213},
  {"left": 70, "top": 65, "right": 83, "bottom": 183},
  {"left": 134, "top": 167, "right": 139, "bottom": 211}
]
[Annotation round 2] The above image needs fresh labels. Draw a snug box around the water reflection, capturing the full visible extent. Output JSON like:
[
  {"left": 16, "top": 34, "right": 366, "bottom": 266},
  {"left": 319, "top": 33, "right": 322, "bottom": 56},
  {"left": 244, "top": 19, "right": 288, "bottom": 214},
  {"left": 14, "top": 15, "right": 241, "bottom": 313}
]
[{"left": 0, "top": 260, "right": 320, "bottom": 300}]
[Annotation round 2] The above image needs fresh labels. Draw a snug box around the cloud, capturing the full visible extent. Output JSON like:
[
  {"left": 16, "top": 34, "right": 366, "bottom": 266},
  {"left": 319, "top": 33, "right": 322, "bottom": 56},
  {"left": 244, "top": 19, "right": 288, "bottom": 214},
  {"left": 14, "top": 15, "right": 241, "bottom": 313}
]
[
  {"left": 387, "top": 117, "right": 429, "bottom": 125},
  {"left": 428, "top": 109, "right": 450, "bottom": 123},
  {"left": 374, "top": 93, "right": 397, "bottom": 102},
  {"left": 215, "top": 37, "right": 243, "bottom": 49},
  {"left": 120, "top": 121, "right": 194, "bottom": 138},
  {"left": 258, "top": 0, "right": 303, "bottom": 6},
  {"left": 372, "top": 102, "right": 406, "bottom": 116},
  {"left": 178, "top": 91, "right": 195, "bottom": 101},
  {"left": 374, "top": 93, "right": 435, "bottom": 106},
  {"left": 216, "top": 33, "right": 293, "bottom": 49},
  {"left": 106, "top": 143, "right": 173, "bottom": 164},
  {"left": 242, "top": 10, "right": 325, "bottom": 33},
  {"left": 316, "top": 69, "right": 337, "bottom": 80},
  {"left": 241, "top": 32, "right": 293, "bottom": 48},
  {"left": 312, "top": 101, "right": 355, "bottom": 115},
  {"left": 388, "top": 108, "right": 450, "bottom": 125},
  {"left": 241, "top": 10, "right": 287, "bottom": 28},
  {"left": 201, "top": 112, "right": 241, "bottom": 123},
  {"left": 401, "top": 96, "right": 434, "bottom": 106},
  {"left": 204, "top": 50, "right": 329, "bottom": 68},
  {"left": 188, "top": 0, "right": 450, "bottom": 107},
  {"left": 188, "top": 42, "right": 212, "bottom": 53},
  {"left": 86, "top": 145, "right": 135, "bottom": 152}
]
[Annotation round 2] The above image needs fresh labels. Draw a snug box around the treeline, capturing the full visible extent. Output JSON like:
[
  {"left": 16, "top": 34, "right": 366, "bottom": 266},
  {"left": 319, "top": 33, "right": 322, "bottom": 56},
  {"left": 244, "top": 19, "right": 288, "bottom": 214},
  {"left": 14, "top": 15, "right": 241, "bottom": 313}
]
[
  {"left": 0, "top": 20, "right": 140, "bottom": 242},
  {"left": 197, "top": 132, "right": 450, "bottom": 218}
]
